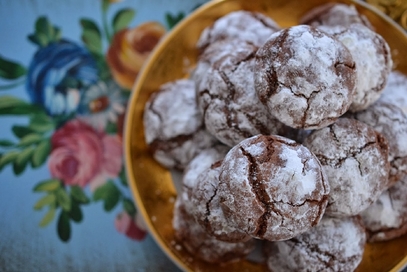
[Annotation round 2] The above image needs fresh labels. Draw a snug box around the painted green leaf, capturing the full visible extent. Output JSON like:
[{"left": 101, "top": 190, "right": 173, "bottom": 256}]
[
  {"left": 34, "top": 194, "right": 56, "bottom": 210},
  {"left": 93, "top": 181, "right": 120, "bottom": 212},
  {"left": 31, "top": 140, "right": 51, "bottom": 168},
  {"left": 0, "top": 55, "right": 27, "bottom": 80},
  {"left": 17, "top": 133, "right": 43, "bottom": 147},
  {"left": 33, "top": 179, "right": 61, "bottom": 192},
  {"left": 80, "top": 19, "right": 101, "bottom": 38},
  {"left": 55, "top": 188, "right": 71, "bottom": 212},
  {"left": 39, "top": 207, "right": 56, "bottom": 227},
  {"left": 82, "top": 29, "right": 102, "bottom": 54},
  {"left": 123, "top": 198, "right": 136, "bottom": 217},
  {"left": 165, "top": 12, "right": 185, "bottom": 29},
  {"left": 0, "top": 150, "right": 19, "bottom": 170},
  {"left": 35, "top": 17, "right": 53, "bottom": 39},
  {"left": 0, "top": 139, "right": 15, "bottom": 147},
  {"left": 29, "top": 113, "right": 55, "bottom": 133},
  {"left": 113, "top": 9, "right": 136, "bottom": 33},
  {"left": 119, "top": 167, "right": 128, "bottom": 186},
  {"left": 70, "top": 185, "right": 90, "bottom": 204},
  {"left": 68, "top": 202, "right": 83, "bottom": 223},
  {"left": 0, "top": 95, "right": 43, "bottom": 115},
  {"left": 57, "top": 211, "right": 71, "bottom": 242},
  {"left": 12, "top": 125, "right": 35, "bottom": 139},
  {"left": 13, "top": 146, "right": 35, "bottom": 175}
]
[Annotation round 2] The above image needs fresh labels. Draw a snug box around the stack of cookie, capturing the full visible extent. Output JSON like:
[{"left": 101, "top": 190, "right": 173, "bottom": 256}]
[{"left": 142, "top": 3, "right": 407, "bottom": 271}]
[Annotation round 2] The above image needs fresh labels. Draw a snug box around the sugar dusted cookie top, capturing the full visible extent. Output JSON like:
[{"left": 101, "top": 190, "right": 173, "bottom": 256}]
[
  {"left": 143, "top": 79, "right": 218, "bottom": 170},
  {"left": 218, "top": 134, "right": 329, "bottom": 241},
  {"left": 197, "top": 10, "right": 280, "bottom": 51},
  {"left": 255, "top": 25, "right": 356, "bottom": 129},
  {"left": 300, "top": 3, "right": 373, "bottom": 29},
  {"left": 303, "top": 118, "right": 390, "bottom": 217},
  {"left": 265, "top": 216, "right": 367, "bottom": 272}
]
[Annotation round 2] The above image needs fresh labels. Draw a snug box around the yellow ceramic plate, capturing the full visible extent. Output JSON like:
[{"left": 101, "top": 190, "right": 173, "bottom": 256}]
[{"left": 124, "top": 0, "right": 407, "bottom": 271}]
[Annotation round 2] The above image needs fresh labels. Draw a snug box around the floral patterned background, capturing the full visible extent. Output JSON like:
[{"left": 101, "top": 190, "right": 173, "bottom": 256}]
[{"left": 0, "top": 0, "right": 204, "bottom": 271}]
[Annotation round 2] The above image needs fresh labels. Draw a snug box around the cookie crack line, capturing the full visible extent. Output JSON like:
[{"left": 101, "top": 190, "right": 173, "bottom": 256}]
[
  {"left": 239, "top": 145, "right": 273, "bottom": 238},
  {"left": 204, "top": 184, "right": 218, "bottom": 231},
  {"left": 314, "top": 140, "right": 379, "bottom": 169},
  {"left": 218, "top": 70, "right": 241, "bottom": 131}
]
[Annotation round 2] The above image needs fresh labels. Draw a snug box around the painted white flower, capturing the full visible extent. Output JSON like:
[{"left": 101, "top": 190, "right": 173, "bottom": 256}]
[{"left": 78, "top": 80, "right": 125, "bottom": 130}]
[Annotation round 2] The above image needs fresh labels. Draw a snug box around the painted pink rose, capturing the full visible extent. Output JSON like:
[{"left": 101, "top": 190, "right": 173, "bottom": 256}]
[
  {"left": 49, "top": 119, "right": 123, "bottom": 189},
  {"left": 115, "top": 211, "right": 147, "bottom": 241}
]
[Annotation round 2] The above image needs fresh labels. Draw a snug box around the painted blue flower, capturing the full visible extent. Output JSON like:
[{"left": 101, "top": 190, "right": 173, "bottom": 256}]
[{"left": 26, "top": 40, "right": 99, "bottom": 116}]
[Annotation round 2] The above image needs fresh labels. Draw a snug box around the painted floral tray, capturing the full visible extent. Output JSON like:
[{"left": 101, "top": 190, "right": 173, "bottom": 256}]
[{"left": 0, "top": 0, "right": 205, "bottom": 271}]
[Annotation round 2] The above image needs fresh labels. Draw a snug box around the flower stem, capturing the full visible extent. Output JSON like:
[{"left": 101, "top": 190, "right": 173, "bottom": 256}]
[{"left": 102, "top": 0, "right": 112, "bottom": 44}]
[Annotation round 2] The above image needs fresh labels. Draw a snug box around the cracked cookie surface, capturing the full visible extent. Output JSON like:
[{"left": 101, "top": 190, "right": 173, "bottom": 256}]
[
  {"left": 254, "top": 25, "right": 356, "bottom": 129},
  {"left": 264, "top": 216, "right": 366, "bottom": 272},
  {"left": 194, "top": 40, "right": 289, "bottom": 147},
  {"left": 172, "top": 198, "right": 255, "bottom": 263},
  {"left": 322, "top": 23, "right": 392, "bottom": 112},
  {"left": 303, "top": 118, "right": 390, "bottom": 217},
  {"left": 196, "top": 10, "right": 280, "bottom": 51},
  {"left": 190, "top": 161, "right": 251, "bottom": 242},
  {"left": 360, "top": 177, "right": 407, "bottom": 242},
  {"left": 218, "top": 134, "right": 329, "bottom": 241},
  {"left": 143, "top": 79, "right": 218, "bottom": 170}
]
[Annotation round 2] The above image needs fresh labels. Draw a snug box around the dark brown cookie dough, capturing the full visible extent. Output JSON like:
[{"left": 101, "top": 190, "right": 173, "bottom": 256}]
[
  {"left": 218, "top": 134, "right": 329, "bottom": 241},
  {"left": 190, "top": 161, "right": 251, "bottom": 242},
  {"left": 254, "top": 25, "right": 356, "bottom": 129},
  {"left": 361, "top": 177, "right": 407, "bottom": 242},
  {"left": 194, "top": 40, "right": 289, "bottom": 147},
  {"left": 143, "top": 79, "right": 218, "bottom": 170},
  {"left": 196, "top": 10, "right": 280, "bottom": 51},
  {"left": 350, "top": 101, "right": 407, "bottom": 188},
  {"left": 172, "top": 198, "right": 255, "bottom": 263},
  {"left": 300, "top": 3, "right": 373, "bottom": 29},
  {"left": 264, "top": 216, "right": 367, "bottom": 272},
  {"left": 303, "top": 118, "right": 390, "bottom": 217}
]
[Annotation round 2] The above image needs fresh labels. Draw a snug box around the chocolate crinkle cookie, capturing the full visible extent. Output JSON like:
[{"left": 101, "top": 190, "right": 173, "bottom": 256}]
[
  {"left": 264, "top": 216, "right": 367, "bottom": 272},
  {"left": 195, "top": 40, "right": 289, "bottom": 147},
  {"left": 321, "top": 23, "right": 392, "bottom": 112},
  {"left": 349, "top": 101, "right": 407, "bottom": 188},
  {"left": 361, "top": 177, "right": 407, "bottom": 242},
  {"left": 172, "top": 198, "right": 255, "bottom": 264},
  {"left": 181, "top": 145, "right": 229, "bottom": 211},
  {"left": 379, "top": 70, "right": 407, "bottom": 114},
  {"left": 218, "top": 134, "right": 330, "bottom": 241},
  {"left": 303, "top": 118, "right": 390, "bottom": 217},
  {"left": 300, "top": 3, "right": 373, "bottom": 30},
  {"left": 190, "top": 161, "right": 252, "bottom": 242},
  {"left": 196, "top": 10, "right": 280, "bottom": 51},
  {"left": 143, "top": 79, "right": 218, "bottom": 170},
  {"left": 254, "top": 25, "right": 356, "bottom": 129}
]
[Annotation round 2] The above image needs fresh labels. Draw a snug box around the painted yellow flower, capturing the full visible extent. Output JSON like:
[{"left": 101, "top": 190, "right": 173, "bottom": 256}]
[{"left": 106, "top": 22, "right": 166, "bottom": 90}]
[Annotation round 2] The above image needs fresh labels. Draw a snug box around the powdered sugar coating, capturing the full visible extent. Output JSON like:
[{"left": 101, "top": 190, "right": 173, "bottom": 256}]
[
  {"left": 181, "top": 145, "right": 229, "bottom": 211},
  {"left": 360, "top": 178, "right": 407, "bottom": 242},
  {"left": 196, "top": 10, "right": 280, "bottom": 50},
  {"left": 303, "top": 118, "right": 390, "bottom": 217},
  {"left": 255, "top": 25, "right": 356, "bottom": 129},
  {"left": 195, "top": 40, "right": 289, "bottom": 147},
  {"left": 379, "top": 71, "right": 407, "bottom": 114},
  {"left": 218, "top": 134, "right": 329, "bottom": 241},
  {"left": 190, "top": 162, "right": 251, "bottom": 242},
  {"left": 143, "top": 79, "right": 218, "bottom": 170},
  {"left": 265, "top": 216, "right": 366, "bottom": 272},
  {"left": 172, "top": 197, "right": 255, "bottom": 263},
  {"left": 327, "top": 24, "right": 392, "bottom": 112},
  {"left": 350, "top": 101, "right": 407, "bottom": 188},
  {"left": 300, "top": 3, "right": 373, "bottom": 29}
]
